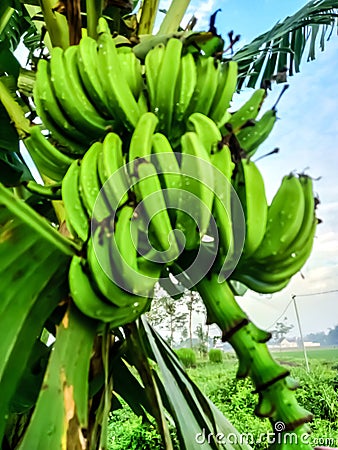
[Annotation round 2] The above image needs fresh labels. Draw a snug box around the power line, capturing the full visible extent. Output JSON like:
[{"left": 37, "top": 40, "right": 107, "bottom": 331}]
[
  {"left": 267, "top": 289, "right": 338, "bottom": 330},
  {"left": 266, "top": 299, "right": 293, "bottom": 330},
  {"left": 292, "top": 289, "right": 338, "bottom": 298}
]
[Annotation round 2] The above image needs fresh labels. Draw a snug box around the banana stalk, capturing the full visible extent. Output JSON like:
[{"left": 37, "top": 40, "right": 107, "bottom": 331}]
[
  {"left": 86, "top": 0, "right": 103, "bottom": 39},
  {"left": 197, "top": 274, "right": 313, "bottom": 448},
  {"left": 157, "top": 0, "right": 191, "bottom": 35},
  {"left": 138, "top": 0, "right": 160, "bottom": 34},
  {"left": 0, "top": 79, "right": 30, "bottom": 139},
  {"left": 39, "top": 0, "right": 69, "bottom": 49}
]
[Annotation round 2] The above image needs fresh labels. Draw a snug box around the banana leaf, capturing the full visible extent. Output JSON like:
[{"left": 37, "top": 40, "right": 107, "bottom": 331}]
[
  {"left": 17, "top": 305, "right": 97, "bottom": 450},
  {"left": 234, "top": 0, "right": 338, "bottom": 89},
  {"left": 139, "top": 317, "right": 253, "bottom": 450},
  {"left": 0, "top": 184, "right": 75, "bottom": 445}
]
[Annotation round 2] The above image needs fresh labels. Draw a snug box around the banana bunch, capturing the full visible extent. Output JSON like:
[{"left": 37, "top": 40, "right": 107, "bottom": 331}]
[
  {"left": 144, "top": 39, "right": 238, "bottom": 139},
  {"left": 24, "top": 125, "right": 74, "bottom": 181},
  {"left": 61, "top": 131, "right": 129, "bottom": 241},
  {"left": 63, "top": 111, "right": 236, "bottom": 323},
  {"left": 231, "top": 174, "right": 318, "bottom": 293},
  {"left": 223, "top": 84, "right": 289, "bottom": 159},
  {"left": 33, "top": 18, "right": 144, "bottom": 155}
]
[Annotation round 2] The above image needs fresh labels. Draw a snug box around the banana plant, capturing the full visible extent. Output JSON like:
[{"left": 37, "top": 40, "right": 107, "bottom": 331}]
[{"left": 0, "top": 1, "right": 337, "bottom": 449}]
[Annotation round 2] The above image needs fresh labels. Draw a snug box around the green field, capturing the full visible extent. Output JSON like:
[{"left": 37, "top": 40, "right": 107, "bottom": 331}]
[
  {"left": 271, "top": 346, "right": 338, "bottom": 363},
  {"left": 108, "top": 346, "right": 338, "bottom": 449}
]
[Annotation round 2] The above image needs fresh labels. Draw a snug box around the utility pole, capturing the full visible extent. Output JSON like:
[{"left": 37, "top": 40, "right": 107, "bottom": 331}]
[{"left": 292, "top": 295, "right": 310, "bottom": 373}]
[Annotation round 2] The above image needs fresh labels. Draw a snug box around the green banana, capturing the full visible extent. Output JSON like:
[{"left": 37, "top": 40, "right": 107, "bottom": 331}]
[
  {"left": 137, "top": 90, "right": 149, "bottom": 115},
  {"left": 97, "top": 22, "right": 141, "bottom": 130},
  {"left": 256, "top": 219, "right": 317, "bottom": 283},
  {"left": 61, "top": 160, "right": 89, "bottom": 242},
  {"left": 87, "top": 232, "right": 146, "bottom": 308},
  {"left": 24, "top": 180, "right": 62, "bottom": 199},
  {"left": 193, "top": 56, "right": 219, "bottom": 116},
  {"left": 151, "top": 132, "right": 182, "bottom": 191},
  {"left": 77, "top": 36, "right": 111, "bottom": 117},
  {"left": 135, "top": 161, "right": 180, "bottom": 262},
  {"left": 69, "top": 255, "right": 150, "bottom": 325},
  {"left": 23, "top": 126, "right": 73, "bottom": 181},
  {"left": 33, "top": 59, "right": 88, "bottom": 153},
  {"left": 210, "top": 144, "right": 235, "bottom": 266},
  {"left": 237, "top": 108, "right": 277, "bottom": 157},
  {"left": 110, "top": 204, "right": 160, "bottom": 295},
  {"left": 231, "top": 272, "right": 290, "bottom": 294},
  {"left": 150, "top": 132, "right": 182, "bottom": 228},
  {"left": 235, "top": 158, "right": 268, "bottom": 258},
  {"left": 177, "top": 131, "right": 215, "bottom": 246},
  {"left": 154, "top": 38, "right": 183, "bottom": 135},
  {"left": 79, "top": 141, "right": 111, "bottom": 222},
  {"left": 235, "top": 227, "right": 315, "bottom": 288},
  {"left": 209, "top": 60, "right": 238, "bottom": 127},
  {"left": 174, "top": 51, "right": 197, "bottom": 122},
  {"left": 117, "top": 49, "right": 144, "bottom": 99},
  {"left": 281, "top": 175, "right": 316, "bottom": 258},
  {"left": 97, "top": 132, "right": 130, "bottom": 211},
  {"left": 49, "top": 46, "right": 113, "bottom": 138},
  {"left": 227, "top": 88, "right": 266, "bottom": 133},
  {"left": 144, "top": 43, "right": 166, "bottom": 113},
  {"left": 253, "top": 174, "right": 305, "bottom": 260},
  {"left": 128, "top": 112, "right": 159, "bottom": 170},
  {"left": 187, "top": 112, "right": 222, "bottom": 154}
]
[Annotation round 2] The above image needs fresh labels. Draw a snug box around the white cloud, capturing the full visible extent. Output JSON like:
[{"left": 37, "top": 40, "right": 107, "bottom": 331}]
[{"left": 186, "top": 0, "right": 218, "bottom": 29}]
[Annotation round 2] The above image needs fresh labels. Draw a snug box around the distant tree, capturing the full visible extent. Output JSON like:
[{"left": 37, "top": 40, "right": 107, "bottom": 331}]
[
  {"left": 180, "top": 326, "right": 188, "bottom": 344},
  {"left": 147, "top": 287, "right": 187, "bottom": 345},
  {"left": 327, "top": 325, "right": 338, "bottom": 345},
  {"left": 184, "top": 290, "right": 204, "bottom": 348},
  {"left": 271, "top": 317, "right": 294, "bottom": 342},
  {"left": 304, "top": 332, "right": 328, "bottom": 345},
  {"left": 195, "top": 323, "right": 209, "bottom": 357}
]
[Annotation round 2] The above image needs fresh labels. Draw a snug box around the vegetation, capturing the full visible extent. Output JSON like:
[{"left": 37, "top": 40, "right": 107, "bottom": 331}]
[
  {"left": 175, "top": 347, "right": 197, "bottom": 368},
  {"left": 108, "top": 350, "right": 338, "bottom": 449},
  {"left": 209, "top": 349, "right": 223, "bottom": 363}
]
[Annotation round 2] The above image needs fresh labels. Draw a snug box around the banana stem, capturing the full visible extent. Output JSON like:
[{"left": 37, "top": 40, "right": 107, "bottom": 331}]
[
  {"left": 0, "top": 79, "right": 31, "bottom": 139},
  {"left": 39, "top": 0, "right": 69, "bottom": 49},
  {"left": 86, "top": 0, "right": 103, "bottom": 39},
  {"left": 157, "top": 0, "right": 191, "bottom": 35},
  {"left": 138, "top": 0, "right": 160, "bottom": 35},
  {"left": 197, "top": 274, "right": 313, "bottom": 445}
]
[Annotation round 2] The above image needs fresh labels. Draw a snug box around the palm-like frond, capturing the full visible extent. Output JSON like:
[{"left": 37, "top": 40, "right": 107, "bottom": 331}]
[{"left": 233, "top": 0, "right": 338, "bottom": 89}]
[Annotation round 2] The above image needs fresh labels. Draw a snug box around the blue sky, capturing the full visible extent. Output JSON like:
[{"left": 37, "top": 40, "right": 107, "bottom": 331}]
[{"left": 168, "top": 0, "right": 338, "bottom": 335}]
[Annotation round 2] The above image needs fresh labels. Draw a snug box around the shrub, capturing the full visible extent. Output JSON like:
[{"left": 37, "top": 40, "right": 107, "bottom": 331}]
[
  {"left": 209, "top": 348, "right": 223, "bottom": 363},
  {"left": 175, "top": 347, "right": 196, "bottom": 368}
]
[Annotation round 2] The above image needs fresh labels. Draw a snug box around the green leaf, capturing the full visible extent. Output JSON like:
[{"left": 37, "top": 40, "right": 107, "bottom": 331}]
[
  {"left": 0, "top": 151, "right": 30, "bottom": 185},
  {"left": 140, "top": 318, "right": 253, "bottom": 450},
  {"left": 0, "top": 183, "right": 78, "bottom": 254},
  {"left": 10, "top": 339, "right": 51, "bottom": 414},
  {"left": 233, "top": 0, "right": 338, "bottom": 88},
  {"left": 0, "top": 102, "right": 19, "bottom": 154},
  {"left": 17, "top": 306, "right": 97, "bottom": 450},
  {"left": 0, "top": 4, "right": 31, "bottom": 52},
  {"left": 0, "top": 184, "right": 77, "bottom": 443}
]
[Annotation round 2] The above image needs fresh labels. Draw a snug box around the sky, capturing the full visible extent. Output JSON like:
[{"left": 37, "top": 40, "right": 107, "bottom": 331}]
[{"left": 170, "top": 0, "right": 338, "bottom": 337}]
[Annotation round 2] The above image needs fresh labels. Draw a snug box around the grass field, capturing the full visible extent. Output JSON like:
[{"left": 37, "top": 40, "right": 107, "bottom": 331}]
[
  {"left": 108, "top": 346, "right": 338, "bottom": 449},
  {"left": 270, "top": 346, "right": 338, "bottom": 363}
]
